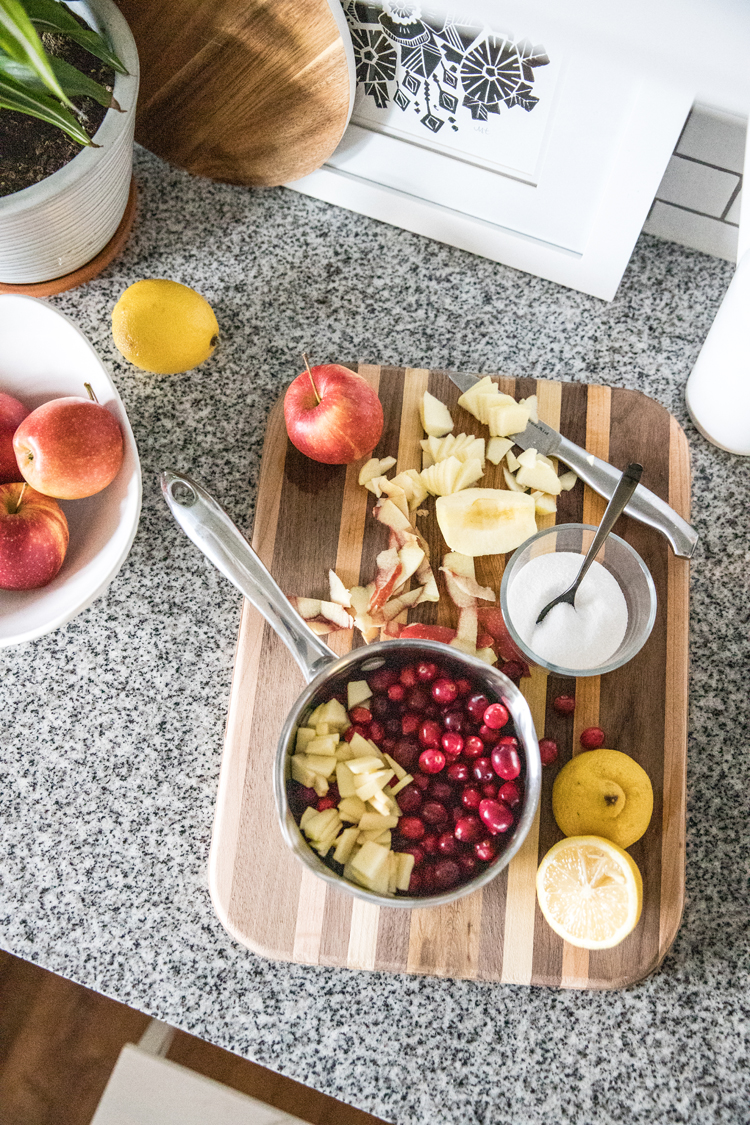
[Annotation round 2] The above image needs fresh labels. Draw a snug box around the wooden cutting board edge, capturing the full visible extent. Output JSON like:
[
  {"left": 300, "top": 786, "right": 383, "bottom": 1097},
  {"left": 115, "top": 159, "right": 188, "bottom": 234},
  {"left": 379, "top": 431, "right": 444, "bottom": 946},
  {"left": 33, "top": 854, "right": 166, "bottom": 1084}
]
[{"left": 208, "top": 374, "right": 690, "bottom": 986}]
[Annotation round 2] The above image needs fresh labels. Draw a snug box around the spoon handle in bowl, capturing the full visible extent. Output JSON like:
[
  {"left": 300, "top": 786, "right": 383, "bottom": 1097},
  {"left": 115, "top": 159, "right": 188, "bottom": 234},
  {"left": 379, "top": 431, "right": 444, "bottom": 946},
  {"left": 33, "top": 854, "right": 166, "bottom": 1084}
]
[{"left": 160, "top": 469, "right": 335, "bottom": 683}]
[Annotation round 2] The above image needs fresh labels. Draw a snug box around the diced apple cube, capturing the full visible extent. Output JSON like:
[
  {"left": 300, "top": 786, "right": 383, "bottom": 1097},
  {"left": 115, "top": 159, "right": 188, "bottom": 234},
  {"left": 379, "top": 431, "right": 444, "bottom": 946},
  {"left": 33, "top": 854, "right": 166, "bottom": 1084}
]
[
  {"left": 519, "top": 394, "right": 539, "bottom": 423},
  {"left": 390, "top": 773, "right": 414, "bottom": 798},
  {"left": 316, "top": 699, "right": 349, "bottom": 730},
  {"left": 358, "top": 812, "right": 399, "bottom": 832},
  {"left": 347, "top": 680, "right": 372, "bottom": 710},
  {"left": 383, "top": 753, "right": 407, "bottom": 780},
  {"left": 315, "top": 723, "right": 331, "bottom": 736},
  {"left": 355, "top": 770, "right": 394, "bottom": 801},
  {"left": 516, "top": 460, "right": 562, "bottom": 495},
  {"left": 312, "top": 775, "right": 329, "bottom": 797},
  {"left": 395, "top": 852, "right": 415, "bottom": 892},
  {"left": 299, "top": 806, "right": 317, "bottom": 832},
  {"left": 347, "top": 755, "right": 385, "bottom": 775},
  {"left": 336, "top": 762, "right": 357, "bottom": 799},
  {"left": 420, "top": 390, "right": 454, "bottom": 437},
  {"left": 487, "top": 402, "right": 530, "bottom": 438},
  {"left": 338, "top": 794, "right": 367, "bottom": 822},
  {"left": 304, "top": 754, "right": 337, "bottom": 779},
  {"left": 457, "top": 375, "right": 495, "bottom": 417},
  {"left": 304, "top": 807, "right": 339, "bottom": 838},
  {"left": 295, "top": 727, "right": 317, "bottom": 752},
  {"left": 333, "top": 825, "right": 360, "bottom": 864},
  {"left": 335, "top": 743, "right": 354, "bottom": 761},
  {"left": 291, "top": 755, "right": 317, "bottom": 788},
  {"left": 305, "top": 734, "right": 339, "bottom": 757},
  {"left": 350, "top": 841, "right": 391, "bottom": 886}
]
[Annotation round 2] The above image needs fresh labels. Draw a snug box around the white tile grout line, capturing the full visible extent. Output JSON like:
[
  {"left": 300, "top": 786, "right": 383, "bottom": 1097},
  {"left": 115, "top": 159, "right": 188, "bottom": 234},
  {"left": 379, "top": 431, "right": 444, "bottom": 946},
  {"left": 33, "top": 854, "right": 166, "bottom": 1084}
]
[{"left": 653, "top": 195, "right": 742, "bottom": 226}]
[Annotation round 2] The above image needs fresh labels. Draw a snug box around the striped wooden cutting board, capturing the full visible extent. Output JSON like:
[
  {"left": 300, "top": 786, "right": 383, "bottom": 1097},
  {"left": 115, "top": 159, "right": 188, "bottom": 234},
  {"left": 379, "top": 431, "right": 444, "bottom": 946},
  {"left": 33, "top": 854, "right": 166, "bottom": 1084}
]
[{"left": 209, "top": 367, "right": 689, "bottom": 989}]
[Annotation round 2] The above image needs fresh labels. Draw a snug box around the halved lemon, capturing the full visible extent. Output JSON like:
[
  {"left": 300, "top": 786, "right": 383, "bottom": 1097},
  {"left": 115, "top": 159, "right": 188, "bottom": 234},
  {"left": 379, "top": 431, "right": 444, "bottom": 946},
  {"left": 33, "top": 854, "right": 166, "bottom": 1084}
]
[{"left": 536, "top": 835, "right": 643, "bottom": 950}]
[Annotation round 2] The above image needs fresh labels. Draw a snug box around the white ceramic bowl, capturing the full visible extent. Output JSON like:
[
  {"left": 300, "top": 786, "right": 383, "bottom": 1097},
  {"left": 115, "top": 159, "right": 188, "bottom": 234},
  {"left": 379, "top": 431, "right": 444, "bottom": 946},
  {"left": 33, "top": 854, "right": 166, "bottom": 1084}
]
[{"left": 0, "top": 295, "right": 141, "bottom": 646}]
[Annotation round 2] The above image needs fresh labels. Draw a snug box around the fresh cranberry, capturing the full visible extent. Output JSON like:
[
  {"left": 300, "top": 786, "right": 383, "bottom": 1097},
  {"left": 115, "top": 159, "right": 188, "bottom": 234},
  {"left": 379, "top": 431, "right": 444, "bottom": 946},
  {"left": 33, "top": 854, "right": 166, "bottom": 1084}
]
[
  {"left": 288, "top": 783, "right": 318, "bottom": 817},
  {"left": 412, "top": 772, "right": 431, "bottom": 791},
  {"left": 388, "top": 683, "right": 406, "bottom": 703},
  {"left": 408, "top": 869, "right": 422, "bottom": 894},
  {"left": 458, "top": 853, "right": 479, "bottom": 876},
  {"left": 400, "top": 816, "right": 426, "bottom": 841},
  {"left": 477, "top": 725, "right": 499, "bottom": 746},
  {"left": 497, "top": 734, "right": 519, "bottom": 751},
  {"left": 502, "top": 660, "right": 525, "bottom": 680},
  {"left": 483, "top": 702, "right": 509, "bottom": 730},
  {"left": 370, "top": 694, "right": 391, "bottom": 719},
  {"left": 447, "top": 761, "right": 470, "bottom": 783},
  {"left": 424, "top": 703, "right": 440, "bottom": 719},
  {"left": 399, "top": 665, "right": 418, "bottom": 688},
  {"left": 419, "top": 748, "right": 445, "bottom": 774},
  {"left": 381, "top": 737, "right": 396, "bottom": 752},
  {"left": 553, "top": 694, "right": 576, "bottom": 715},
  {"left": 432, "top": 678, "right": 459, "bottom": 705},
  {"left": 419, "top": 864, "right": 437, "bottom": 893},
  {"left": 401, "top": 712, "right": 420, "bottom": 736},
  {"left": 392, "top": 739, "right": 419, "bottom": 772},
  {"left": 428, "top": 779, "right": 453, "bottom": 803},
  {"left": 455, "top": 678, "right": 472, "bottom": 696},
  {"left": 317, "top": 795, "right": 336, "bottom": 811},
  {"left": 349, "top": 724, "right": 369, "bottom": 741},
  {"left": 419, "top": 720, "right": 442, "bottom": 747},
  {"left": 368, "top": 720, "right": 384, "bottom": 743},
  {"left": 422, "top": 801, "right": 449, "bottom": 827},
  {"left": 539, "top": 737, "right": 559, "bottom": 766},
  {"left": 407, "top": 687, "right": 429, "bottom": 712},
  {"left": 475, "top": 837, "right": 500, "bottom": 862},
  {"left": 437, "top": 832, "right": 460, "bottom": 857},
  {"left": 397, "top": 784, "right": 422, "bottom": 813},
  {"left": 451, "top": 805, "right": 464, "bottom": 824},
  {"left": 580, "top": 726, "right": 606, "bottom": 749},
  {"left": 328, "top": 783, "right": 340, "bottom": 801},
  {"left": 349, "top": 706, "right": 372, "bottom": 724},
  {"left": 441, "top": 732, "right": 464, "bottom": 759},
  {"left": 454, "top": 815, "right": 483, "bottom": 845},
  {"left": 491, "top": 743, "right": 521, "bottom": 780},
  {"left": 343, "top": 725, "right": 357, "bottom": 742},
  {"left": 481, "top": 782, "right": 498, "bottom": 799},
  {"left": 472, "top": 757, "right": 495, "bottom": 785},
  {"left": 422, "top": 831, "right": 439, "bottom": 855},
  {"left": 498, "top": 780, "right": 522, "bottom": 809},
  {"left": 466, "top": 693, "right": 490, "bottom": 722},
  {"left": 442, "top": 710, "right": 465, "bottom": 733},
  {"left": 400, "top": 844, "right": 425, "bottom": 867},
  {"left": 369, "top": 668, "right": 398, "bottom": 692},
  {"left": 479, "top": 798, "right": 514, "bottom": 835},
  {"left": 385, "top": 718, "right": 402, "bottom": 737},
  {"left": 463, "top": 735, "right": 485, "bottom": 759},
  {"left": 416, "top": 661, "right": 439, "bottom": 682},
  {"left": 434, "top": 859, "right": 461, "bottom": 889},
  {"left": 461, "top": 785, "right": 482, "bottom": 811}
]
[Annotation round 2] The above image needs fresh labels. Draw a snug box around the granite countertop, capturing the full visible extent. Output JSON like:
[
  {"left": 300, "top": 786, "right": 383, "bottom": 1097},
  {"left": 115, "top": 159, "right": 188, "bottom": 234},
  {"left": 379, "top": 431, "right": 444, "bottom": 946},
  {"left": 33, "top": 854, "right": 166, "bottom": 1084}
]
[{"left": 1, "top": 146, "right": 749, "bottom": 1125}]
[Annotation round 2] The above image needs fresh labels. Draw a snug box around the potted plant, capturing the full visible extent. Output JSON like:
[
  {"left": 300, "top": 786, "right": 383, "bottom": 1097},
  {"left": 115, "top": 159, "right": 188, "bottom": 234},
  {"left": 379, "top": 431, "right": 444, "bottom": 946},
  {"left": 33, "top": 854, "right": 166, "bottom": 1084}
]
[{"left": 0, "top": 0, "right": 138, "bottom": 288}]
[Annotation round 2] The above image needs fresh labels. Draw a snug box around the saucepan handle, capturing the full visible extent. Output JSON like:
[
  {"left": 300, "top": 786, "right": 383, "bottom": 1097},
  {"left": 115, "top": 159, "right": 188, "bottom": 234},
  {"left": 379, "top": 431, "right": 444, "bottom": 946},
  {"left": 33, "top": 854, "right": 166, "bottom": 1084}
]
[{"left": 160, "top": 469, "right": 336, "bottom": 683}]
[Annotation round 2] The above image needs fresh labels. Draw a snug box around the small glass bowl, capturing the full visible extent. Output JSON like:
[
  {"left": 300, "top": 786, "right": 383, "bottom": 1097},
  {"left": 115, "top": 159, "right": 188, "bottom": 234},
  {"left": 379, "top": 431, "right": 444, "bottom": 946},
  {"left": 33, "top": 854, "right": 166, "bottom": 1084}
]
[{"left": 500, "top": 524, "right": 657, "bottom": 678}]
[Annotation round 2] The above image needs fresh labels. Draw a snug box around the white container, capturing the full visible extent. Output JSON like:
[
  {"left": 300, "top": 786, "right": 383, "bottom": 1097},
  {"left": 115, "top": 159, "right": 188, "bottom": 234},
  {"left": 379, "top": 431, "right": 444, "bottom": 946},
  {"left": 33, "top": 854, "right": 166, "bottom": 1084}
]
[
  {"left": 0, "top": 295, "right": 142, "bottom": 646},
  {"left": 0, "top": 0, "right": 139, "bottom": 285}
]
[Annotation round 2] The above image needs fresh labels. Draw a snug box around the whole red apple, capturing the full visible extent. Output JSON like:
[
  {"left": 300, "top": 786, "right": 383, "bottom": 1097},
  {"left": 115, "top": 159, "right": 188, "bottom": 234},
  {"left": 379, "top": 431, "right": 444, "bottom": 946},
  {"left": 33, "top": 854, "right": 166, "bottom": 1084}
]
[
  {"left": 0, "top": 482, "right": 69, "bottom": 589},
  {"left": 283, "top": 364, "right": 383, "bottom": 465},
  {"left": 0, "top": 392, "right": 30, "bottom": 484},
  {"left": 13, "top": 396, "right": 124, "bottom": 499}
]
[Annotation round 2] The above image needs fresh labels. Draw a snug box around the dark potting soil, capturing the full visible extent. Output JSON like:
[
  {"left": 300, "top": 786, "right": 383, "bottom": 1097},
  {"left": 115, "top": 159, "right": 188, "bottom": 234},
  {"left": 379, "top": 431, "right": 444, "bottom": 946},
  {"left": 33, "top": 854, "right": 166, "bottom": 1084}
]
[{"left": 0, "top": 26, "right": 115, "bottom": 197}]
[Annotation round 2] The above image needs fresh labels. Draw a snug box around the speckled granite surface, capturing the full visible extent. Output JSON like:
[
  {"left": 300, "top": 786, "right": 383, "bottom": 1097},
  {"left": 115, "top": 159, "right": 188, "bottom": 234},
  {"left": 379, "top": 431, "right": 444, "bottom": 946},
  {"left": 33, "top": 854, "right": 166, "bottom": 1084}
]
[{"left": 1, "top": 146, "right": 749, "bottom": 1125}]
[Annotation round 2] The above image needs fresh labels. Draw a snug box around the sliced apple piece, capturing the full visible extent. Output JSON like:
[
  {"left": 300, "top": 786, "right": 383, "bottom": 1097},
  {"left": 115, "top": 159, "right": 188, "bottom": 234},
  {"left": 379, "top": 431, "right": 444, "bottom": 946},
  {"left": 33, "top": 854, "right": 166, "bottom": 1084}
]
[
  {"left": 457, "top": 375, "right": 496, "bottom": 418},
  {"left": 347, "top": 680, "right": 372, "bottom": 710},
  {"left": 316, "top": 699, "right": 349, "bottom": 730},
  {"left": 453, "top": 457, "right": 484, "bottom": 492},
  {"left": 475, "top": 646, "right": 498, "bottom": 665},
  {"left": 349, "top": 840, "right": 391, "bottom": 886},
  {"left": 559, "top": 470, "right": 578, "bottom": 491},
  {"left": 291, "top": 755, "right": 317, "bottom": 788},
  {"left": 516, "top": 447, "right": 538, "bottom": 469},
  {"left": 420, "top": 390, "right": 454, "bottom": 437},
  {"left": 328, "top": 570, "right": 352, "bottom": 607},
  {"left": 333, "top": 825, "right": 360, "bottom": 864},
  {"left": 290, "top": 596, "right": 322, "bottom": 620},
  {"left": 515, "top": 459, "right": 562, "bottom": 495},
  {"left": 519, "top": 394, "right": 539, "bottom": 423},
  {"left": 487, "top": 436, "right": 513, "bottom": 465},
  {"left": 358, "top": 812, "right": 399, "bottom": 832},
  {"left": 395, "top": 852, "right": 415, "bottom": 892},
  {"left": 295, "top": 727, "right": 317, "bottom": 752},
  {"left": 338, "top": 794, "right": 367, "bottom": 822},
  {"left": 336, "top": 762, "right": 357, "bottom": 799},
  {"left": 390, "top": 773, "right": 415, "bottom": 798},
  {"left": 505, "top": 449, "right": 521, "bottom": 473},
  {"left": 358, "top": 456, "right": 396, "bottom": 486},
  {"left": 531, "top": 490, "right": 557, "bottom": 516},
  {"left": 487, "top": 401, "right": 530, "bottom": 437},
  {"left": 299, "top": 806, "right": 317, "bottom": 832},
  {"left": 502, "top": 466, "right": 526, "bottom": 493},
  {"left": 436, "top": 488, "right": 537, "bottom": 556}
]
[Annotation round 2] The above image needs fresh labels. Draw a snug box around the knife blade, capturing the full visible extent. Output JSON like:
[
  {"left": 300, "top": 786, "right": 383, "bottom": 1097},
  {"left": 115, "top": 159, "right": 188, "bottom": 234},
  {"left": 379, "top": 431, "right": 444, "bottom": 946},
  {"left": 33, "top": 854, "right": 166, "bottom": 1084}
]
[{"left": 446, "top": 372, "right": 698, "bottom": 559}]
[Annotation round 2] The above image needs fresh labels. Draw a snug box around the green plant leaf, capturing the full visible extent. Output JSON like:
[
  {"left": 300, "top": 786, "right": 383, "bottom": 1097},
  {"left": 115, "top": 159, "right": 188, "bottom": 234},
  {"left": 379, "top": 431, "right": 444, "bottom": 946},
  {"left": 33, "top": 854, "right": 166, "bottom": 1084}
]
[
  {"left": 21, "top": 0, "right": 127, "bottom": 74},
  {"left": 0, "top": 70, "right": 95, "bottom": 144},
  {"left": 0, "top": 0, "right": 72, "bottom": 105},
  {"left": 0, "top": 49, "right": 120, "bottom": 107}
]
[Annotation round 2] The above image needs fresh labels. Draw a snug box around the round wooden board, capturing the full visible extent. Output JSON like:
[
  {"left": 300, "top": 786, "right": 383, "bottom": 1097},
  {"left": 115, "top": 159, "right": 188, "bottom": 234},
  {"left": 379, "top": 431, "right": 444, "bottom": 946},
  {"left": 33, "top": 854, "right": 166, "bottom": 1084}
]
[
  {"left": 0, "top": 179, "right": 137, "bottom": 298},
  {"left": 114, "top": 0, "right": 353, "bottom": 187}
]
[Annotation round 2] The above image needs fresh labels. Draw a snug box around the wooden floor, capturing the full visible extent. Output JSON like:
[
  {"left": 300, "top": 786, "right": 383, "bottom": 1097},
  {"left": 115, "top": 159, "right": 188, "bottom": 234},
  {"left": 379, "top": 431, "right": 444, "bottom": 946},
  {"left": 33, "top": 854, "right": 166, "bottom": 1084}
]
[{"left": 0, "top": 951, "right": 388, "bottom": 1125}]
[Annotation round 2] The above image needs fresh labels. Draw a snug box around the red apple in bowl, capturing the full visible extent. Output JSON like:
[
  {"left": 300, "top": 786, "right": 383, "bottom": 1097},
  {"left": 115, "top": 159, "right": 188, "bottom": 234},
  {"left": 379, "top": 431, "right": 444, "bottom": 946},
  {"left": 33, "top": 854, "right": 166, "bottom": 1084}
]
[
  {"left": 284, "top": 363, "right": 383, "bottom": 465},
  {"left": 0, "top": 392, "right": 30, "bottom": 484},
  {"left": 13, "top": 396, "right": 124, "bottom": 499},
  {"left": 0, "top": 482, "right": 69, "bottom": 590}
]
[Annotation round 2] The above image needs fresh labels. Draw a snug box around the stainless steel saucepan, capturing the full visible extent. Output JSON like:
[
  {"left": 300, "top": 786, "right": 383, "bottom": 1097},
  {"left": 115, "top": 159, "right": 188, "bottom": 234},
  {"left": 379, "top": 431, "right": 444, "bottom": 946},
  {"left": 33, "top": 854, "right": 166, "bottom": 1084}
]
[{"left": 161, "top": 469, "right": 541, "bottom": 909}]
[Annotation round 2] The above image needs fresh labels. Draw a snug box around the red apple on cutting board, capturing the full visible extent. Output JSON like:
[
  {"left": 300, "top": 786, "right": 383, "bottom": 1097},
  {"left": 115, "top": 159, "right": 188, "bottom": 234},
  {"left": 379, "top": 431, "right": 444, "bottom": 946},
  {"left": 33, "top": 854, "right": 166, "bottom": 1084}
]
[
  {"left": 284, "top": 363, "right": 383, "bottom": 465},
  {"left": 13, "top": 396, "right": 124, "bottom": 499},
  {"left": 0, "top": 482, "right": 69, "bottom": 590},
  {"left": 0, "top": 392, "right": 30, "bottom": 484}
]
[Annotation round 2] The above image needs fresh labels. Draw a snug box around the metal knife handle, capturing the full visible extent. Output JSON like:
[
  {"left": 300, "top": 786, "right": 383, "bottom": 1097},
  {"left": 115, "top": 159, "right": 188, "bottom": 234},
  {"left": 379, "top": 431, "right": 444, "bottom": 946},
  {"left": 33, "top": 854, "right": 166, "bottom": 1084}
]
[
  {"left": 553, "top": 432, "right": 698, "bottom": 559},
  {"left": 160, "top": 469, "right": 336, "bottom": 682}
]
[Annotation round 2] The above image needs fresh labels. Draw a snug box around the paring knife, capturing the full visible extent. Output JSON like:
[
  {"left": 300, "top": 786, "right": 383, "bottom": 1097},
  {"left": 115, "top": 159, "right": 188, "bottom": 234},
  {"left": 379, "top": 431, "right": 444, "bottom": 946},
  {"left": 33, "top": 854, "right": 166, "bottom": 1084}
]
[{"left": 446, "top": 371, "right": 698, "bottom": 559}]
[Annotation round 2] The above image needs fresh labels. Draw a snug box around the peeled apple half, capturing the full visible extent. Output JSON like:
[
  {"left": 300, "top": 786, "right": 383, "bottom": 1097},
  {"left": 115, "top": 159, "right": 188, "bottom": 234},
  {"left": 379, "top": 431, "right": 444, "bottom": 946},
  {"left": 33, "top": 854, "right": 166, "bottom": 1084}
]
[{"left": 436, "top": 488, "right": 537, "bottom": 557}]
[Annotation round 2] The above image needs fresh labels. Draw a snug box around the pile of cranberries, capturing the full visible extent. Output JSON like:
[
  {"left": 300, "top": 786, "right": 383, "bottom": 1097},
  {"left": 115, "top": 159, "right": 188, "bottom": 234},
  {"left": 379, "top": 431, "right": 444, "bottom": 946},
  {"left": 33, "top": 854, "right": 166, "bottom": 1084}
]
[{"left": 289, "top": 653, "right": 528, "bottom": 897}]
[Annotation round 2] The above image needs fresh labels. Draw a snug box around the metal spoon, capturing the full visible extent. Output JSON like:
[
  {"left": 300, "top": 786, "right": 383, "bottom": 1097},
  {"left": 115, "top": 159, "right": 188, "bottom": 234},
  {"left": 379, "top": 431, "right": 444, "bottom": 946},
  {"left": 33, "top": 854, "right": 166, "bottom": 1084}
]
[{"left": 535, "top": 462, "right": 643, "bottom": 624}]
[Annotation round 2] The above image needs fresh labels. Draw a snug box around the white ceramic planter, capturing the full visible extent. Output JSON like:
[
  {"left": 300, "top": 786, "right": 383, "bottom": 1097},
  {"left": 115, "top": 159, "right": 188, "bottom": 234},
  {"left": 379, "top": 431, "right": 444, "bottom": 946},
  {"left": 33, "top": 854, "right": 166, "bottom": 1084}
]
[{"left": 0, "top": 0, "right": 139, "bottom": 285}]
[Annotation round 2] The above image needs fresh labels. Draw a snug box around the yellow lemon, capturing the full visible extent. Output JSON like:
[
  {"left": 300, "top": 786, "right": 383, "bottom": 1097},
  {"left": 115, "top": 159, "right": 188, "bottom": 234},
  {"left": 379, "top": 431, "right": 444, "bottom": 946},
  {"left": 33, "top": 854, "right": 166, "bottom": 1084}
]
[
  {"left": 112, "top": 279, "right": 219, "bottom": 374},
  {"left": 552, "top": 748, "right": 653, "bottom": 848},
  {"left": 536, "top": 835, "right": 643, "bottom": 950}
]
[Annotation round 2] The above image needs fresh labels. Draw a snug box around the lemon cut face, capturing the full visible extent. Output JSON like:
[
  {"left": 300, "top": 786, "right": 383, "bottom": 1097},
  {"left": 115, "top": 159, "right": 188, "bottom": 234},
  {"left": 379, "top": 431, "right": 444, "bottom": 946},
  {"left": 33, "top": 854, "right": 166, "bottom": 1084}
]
[
  {"left": 536, "top": 836, "right": 643, "bottom": 950},
  {"left": 112, "top": 279, "right": 219, "bottom": 375}
]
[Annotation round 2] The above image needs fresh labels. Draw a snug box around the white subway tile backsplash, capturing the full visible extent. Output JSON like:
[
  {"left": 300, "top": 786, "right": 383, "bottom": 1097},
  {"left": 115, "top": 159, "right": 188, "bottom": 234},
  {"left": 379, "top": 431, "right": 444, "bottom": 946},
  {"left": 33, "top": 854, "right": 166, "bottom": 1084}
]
[
  {"left": 656, "top": 155, "right": 739, "bottom": 218},
  {"left": 677, "top": 105, "right": 746, "bottom": 174},
  {"left": 643, "top": 201, "right": 739, "bottom": 262},
  {"left": 725, "top": 190, "right": 742, "bottom": 225}
]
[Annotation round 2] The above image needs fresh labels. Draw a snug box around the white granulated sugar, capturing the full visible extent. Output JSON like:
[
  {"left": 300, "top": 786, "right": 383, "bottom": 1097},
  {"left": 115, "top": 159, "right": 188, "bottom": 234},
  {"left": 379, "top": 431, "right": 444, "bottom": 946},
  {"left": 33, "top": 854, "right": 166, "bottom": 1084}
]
[{"left": 507, "top": 551, "right": 628, "bottom": 670}]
